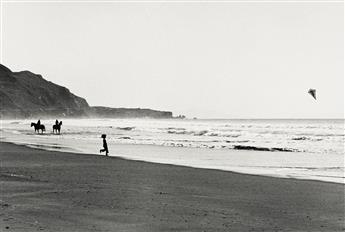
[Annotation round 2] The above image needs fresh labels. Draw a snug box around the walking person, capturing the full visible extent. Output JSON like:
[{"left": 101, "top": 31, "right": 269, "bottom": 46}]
[{"left": 100, "top": 134, "right": 109, "bottom": 156}]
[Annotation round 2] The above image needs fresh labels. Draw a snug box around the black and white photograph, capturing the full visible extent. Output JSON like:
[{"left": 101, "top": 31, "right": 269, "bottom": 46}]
[{"left": 0, "top": 0, "right": 344, "bottom": 231}]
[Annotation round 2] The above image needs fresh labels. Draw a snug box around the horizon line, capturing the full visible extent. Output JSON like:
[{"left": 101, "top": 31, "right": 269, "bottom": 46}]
[
  {"left": 192, "top": 118, "right": 345, "bottom": 120},
  {"left": 1, "top": 0, "right": 343, "bottom": 3}
]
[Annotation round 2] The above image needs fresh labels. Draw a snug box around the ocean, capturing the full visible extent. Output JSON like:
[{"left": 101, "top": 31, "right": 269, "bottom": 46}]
[{"left": 1, "top": 118, "right": 344, "bottom": 184}]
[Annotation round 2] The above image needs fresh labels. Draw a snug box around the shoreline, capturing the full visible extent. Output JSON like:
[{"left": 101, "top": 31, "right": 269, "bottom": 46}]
[
  {"left": 2, "top": 136, "right": 344, "bottom": 184},
  {"left": 1, "top": 141, "right": 345, "bottom": 185},
  {"left": 1, "top": 141, "right": 344, "bottom": 231},
  {"left": 6, "top": 140, "right": 345, "bottom": 185},
  {"left": 1, "top": 117, "right": 344, "bottom": 184}
]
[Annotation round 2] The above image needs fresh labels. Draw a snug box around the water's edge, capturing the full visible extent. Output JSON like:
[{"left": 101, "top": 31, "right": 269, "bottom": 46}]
[
  {"left": 2, "top": 138, "right": 344, "bottom": 185},
  {"left": 1, "top": 118, "right": 344, "bottom": 184}
]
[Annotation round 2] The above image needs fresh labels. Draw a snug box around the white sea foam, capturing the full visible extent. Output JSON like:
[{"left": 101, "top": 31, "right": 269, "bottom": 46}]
[{"left": 1, "top": 118, "right": 344, "bottom": 184}]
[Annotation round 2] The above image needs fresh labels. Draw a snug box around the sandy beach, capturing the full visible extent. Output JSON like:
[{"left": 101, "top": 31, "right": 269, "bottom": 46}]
[{"left": 1, "top": 142, "right": 344, "bottom": 232}]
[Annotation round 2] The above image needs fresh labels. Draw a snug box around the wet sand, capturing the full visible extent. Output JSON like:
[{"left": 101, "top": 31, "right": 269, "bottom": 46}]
[{"left": 0, "top": 142, "right": 344, "bottom": 231}]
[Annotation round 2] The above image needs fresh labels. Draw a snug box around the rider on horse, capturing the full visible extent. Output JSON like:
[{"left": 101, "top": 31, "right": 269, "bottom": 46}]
[
  {"left": 31, "top": 120, "right": 45, "bottom": 134},
  {"left": 53, "top": 120, "right": 62, "bottom": 134}
]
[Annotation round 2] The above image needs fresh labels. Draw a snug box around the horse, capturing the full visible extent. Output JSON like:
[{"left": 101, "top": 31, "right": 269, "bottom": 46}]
[
  {"left": 31, "top": 122, "right": 45, "bottom": 134},
  {"left": 53, "top": 121, "right": 62, "bottom": 134}
]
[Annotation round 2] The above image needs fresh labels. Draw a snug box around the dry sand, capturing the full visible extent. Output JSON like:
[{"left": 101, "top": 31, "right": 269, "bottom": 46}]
[{"left": 0, "top": 142, "right": 344, "bottom": 231}]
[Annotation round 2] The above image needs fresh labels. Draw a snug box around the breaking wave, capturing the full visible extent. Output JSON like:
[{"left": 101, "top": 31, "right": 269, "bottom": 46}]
[
  {"left": 117, "top": 127, "right": 135, "bottom": 131},
  {"left": 292, "top": 136, "right": 310, "bottom": 141},
  {"left": 233, "top": 145, "right": 298, "bottom": 152},
  {"left": 2, "top": 118, "right": 343, "bottom": 155},
  {"left": 165, "top": 129, "right": 241, "bottom": 138},
  {"left": 167, "top": 129, "right": 208, "bottom": 136}
]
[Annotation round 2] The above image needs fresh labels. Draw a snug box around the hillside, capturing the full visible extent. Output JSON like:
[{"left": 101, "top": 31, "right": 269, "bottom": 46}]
[
  {"left": 0, "top": 64, "right": 173, "bottom": 119},
  {"left": 0, "top": 64, "right": 89, "bottom": 118}
]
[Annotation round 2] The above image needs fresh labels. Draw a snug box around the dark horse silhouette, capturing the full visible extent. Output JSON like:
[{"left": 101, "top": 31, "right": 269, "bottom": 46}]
[
  {"left": 53, "top": 121, "right": 63, "bottom": 134},
  {"left": 31, "top": 122, "right": 45, "bottom": 133}
]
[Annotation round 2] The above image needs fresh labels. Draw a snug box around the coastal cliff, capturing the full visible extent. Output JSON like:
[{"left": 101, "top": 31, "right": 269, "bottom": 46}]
[
  {"left": 0, "top": 64, "right": 173, "bottom": 119},
  {"left": 0, "top": 64, "right": 89, "bottom": 118}
]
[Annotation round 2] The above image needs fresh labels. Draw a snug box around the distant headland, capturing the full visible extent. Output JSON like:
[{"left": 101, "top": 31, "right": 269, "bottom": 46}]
[{"left": 0, "top": 64, "right": 175, "bottom": 119}]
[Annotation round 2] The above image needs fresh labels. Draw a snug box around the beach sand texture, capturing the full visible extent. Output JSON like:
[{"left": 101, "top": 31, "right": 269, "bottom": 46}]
[{"left": 1, "top": 142, "right": 344, "bottom": 231}]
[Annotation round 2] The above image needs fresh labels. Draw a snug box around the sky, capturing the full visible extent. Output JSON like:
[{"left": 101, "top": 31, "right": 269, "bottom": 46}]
[{"left": 1, "top": 1, "right": 344, "bottom": 118}]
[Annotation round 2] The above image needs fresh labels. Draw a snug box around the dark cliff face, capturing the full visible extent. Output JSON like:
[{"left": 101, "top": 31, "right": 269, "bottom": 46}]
[
  {"left": 0, "top": 64, "right": 90, "bottom": 118},
  {"left": 0, "top": 64, "right": 174, "bottom": 119}
]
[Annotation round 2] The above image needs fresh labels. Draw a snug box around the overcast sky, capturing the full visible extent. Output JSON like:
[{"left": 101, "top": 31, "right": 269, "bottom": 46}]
[{"left": 1, "top": 2, "right": 343, "bottom": 118}]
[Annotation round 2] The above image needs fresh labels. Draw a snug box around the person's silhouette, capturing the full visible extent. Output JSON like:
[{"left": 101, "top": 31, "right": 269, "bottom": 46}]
[
  {"left": 100, "top": 134, "right": 109, "bottom": 156},
  {"left": 55, "top": 119, "right": 59, "bottom": 126},
  {"left": 37, "top": 119, "right": 41, "bottom": 126}
]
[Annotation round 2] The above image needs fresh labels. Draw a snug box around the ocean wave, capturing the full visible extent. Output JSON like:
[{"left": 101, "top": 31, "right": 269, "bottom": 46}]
[
  {"left": 208, "top": 133, "right": 240, "bottom": 138},
  {"left": 166, "top": 129, "right": 242, "bottom": 138},
  {"left": 117, "top": 127, "right": 135, "bottom": 131},
  {"left": 292, "top": 137, "right": 325, "bottom": 142},
  {"left": 225, "top": 140, "right": 249, "bottom": 143},
  {"left": 233, "top": 145, "right": 298, "bottom": 152},
  {"left": 164, "top": 142, "right": 186, "bottom": 147},
  {"left": 292, "top": 136, "right": 310, "bottom": 141},
  {"left": 315, "top": 134, "right": 345, "bottom": 137},
  {"left": 208, "top": 133, "right": 219, "bottom": 136},
  {"left": 118, "top": 136, "right": 132, "bottom": 140},
  {"left": 167, "top": 130, "right": 208, "bottom": 136},
  {"left": 134, "top": 142, "right": 299, "bottom": 152},
  {"left": 166, "top": 127, "right": 186, "bottom": 130},
  {"left": 297, "top": 133, "right": 344, "bottom": 137},
  {"left": 167, "top": 130, "right": 187, "bottom": 135},
  {"left": 224, "top": 134, "right": 241, "bottom": 138},
  {"left": 26, "top": 143, "right": 71, "bottom": 150},
  {"left": 194, "top": 130, "right": 208, "bottom": 136}
]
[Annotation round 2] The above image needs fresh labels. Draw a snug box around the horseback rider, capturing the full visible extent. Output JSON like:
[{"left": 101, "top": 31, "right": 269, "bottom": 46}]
[
  {"left": 53, "top": 119, "right": 62, "bottom": 134},
  {"left": 31, "top": 120, "right": 45, "bottom": 134}
]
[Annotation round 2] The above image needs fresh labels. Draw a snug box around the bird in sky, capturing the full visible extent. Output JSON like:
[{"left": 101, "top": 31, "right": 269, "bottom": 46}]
[{"left": 308, "top": 89, "right": 316, "bottom": 100}]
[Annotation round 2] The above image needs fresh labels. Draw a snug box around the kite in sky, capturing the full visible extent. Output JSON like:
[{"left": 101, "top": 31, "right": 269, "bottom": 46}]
[{"left": 308, "top": 89, "right": 316, "bottom": 100}]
